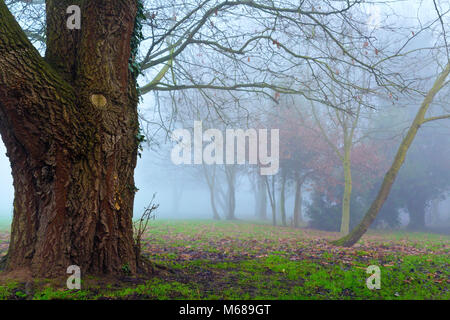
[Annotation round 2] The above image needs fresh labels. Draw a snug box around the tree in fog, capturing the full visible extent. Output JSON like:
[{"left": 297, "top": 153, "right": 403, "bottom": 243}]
[
  {"left": 334, "top": 2, "right": 450, "bottom": 245},
  {"left": 1, "top": 0, "right": 433, "bottom": 278},
  {"left": 273, "top": 100, "right": 331, "bottom": 228},
  {"left": 366, "top": 108, "right": 450, "bottom": 231}
]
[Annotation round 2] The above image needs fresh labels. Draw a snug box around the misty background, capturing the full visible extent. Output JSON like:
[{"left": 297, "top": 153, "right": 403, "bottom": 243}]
[
  {"left": 1, "top": 0, "right": 449, "bottom": 233},
  {"left": 1, "top": 102, "right": 449, "bottom": 229}
]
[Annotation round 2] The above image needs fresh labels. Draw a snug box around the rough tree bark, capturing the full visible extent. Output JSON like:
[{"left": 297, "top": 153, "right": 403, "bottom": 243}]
[{"left": 0, "top": 0, "right": 143, "bottom": 277}]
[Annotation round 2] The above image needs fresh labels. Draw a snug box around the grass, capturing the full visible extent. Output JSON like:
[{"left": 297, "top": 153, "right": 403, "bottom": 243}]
[{"left": 0, "top": 219, "right": 448, "bottom": 300}]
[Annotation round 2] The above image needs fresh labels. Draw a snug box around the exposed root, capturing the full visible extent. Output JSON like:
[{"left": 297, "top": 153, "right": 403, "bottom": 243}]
[{"left": 136, "top": 255, "right": 155, "bottom": 275}]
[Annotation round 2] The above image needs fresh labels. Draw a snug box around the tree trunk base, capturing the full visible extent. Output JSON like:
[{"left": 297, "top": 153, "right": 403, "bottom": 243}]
[
  {"left": 330, "top": 234, "right": 356, "bottom": 247},
  {"left": 0, "top": 255, "right": 161, "bottom": 285},
  {"left": 136, "top": 255, "right": 156, "bottom": 275},
  {"left": 0, "top": 255, "right": 7, "bottom": 271}
]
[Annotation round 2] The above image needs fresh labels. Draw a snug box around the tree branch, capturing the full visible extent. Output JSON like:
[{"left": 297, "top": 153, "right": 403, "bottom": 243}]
[
  {"left": 0, "top": 0, "right": 79, "bottom": 156},
  {"left": 421, "top": 114, "right": 450, "bottom": 124}
]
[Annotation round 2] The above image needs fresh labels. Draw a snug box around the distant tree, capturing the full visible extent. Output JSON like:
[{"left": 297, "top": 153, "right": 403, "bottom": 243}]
[
  {"left": 335, "top": 62, "right": 450, "bottom": 246},
  {"left": 252, "top": 172, "right": 267, "bottom": 220},
  {"left": 306, "top": 135, "right": 388, "bottom": 231},
  {"left": 202, "top": 163, "right": 221, "bottom": 220},
  {"left": 388, "top": 128, "right": 450, "bottom": 230},
  {"left": 264, "top": 175, "right": 277, "bottom": 227},
  {"left": 274, "top": 102, "right": 332, "bottom": 228}
]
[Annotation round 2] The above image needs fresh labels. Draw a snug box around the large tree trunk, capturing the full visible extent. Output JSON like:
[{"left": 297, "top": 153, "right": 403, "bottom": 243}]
[{"left": 0, "top": 0, "right": 142, "bottom": 277}]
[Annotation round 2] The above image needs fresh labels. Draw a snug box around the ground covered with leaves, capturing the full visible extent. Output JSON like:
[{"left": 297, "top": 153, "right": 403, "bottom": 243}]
[{"left": 0, "top": 219, "right": 448, "bottom": 300}]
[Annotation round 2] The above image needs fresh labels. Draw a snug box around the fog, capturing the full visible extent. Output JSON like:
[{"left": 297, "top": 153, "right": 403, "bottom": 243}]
[
  {"left": 0, "top": 0, "right": 449, "bottom": 235},
  {"left": 0, "top": 143, "right": 13, "bottom": 218},
  {"left": 134, "top": 155, "right": 260, "bottom": 220},
  {"left": 0, "top": 140, "right": 264, "bottom": 220},
  {"left": 3, "top": 102, "right": 448, "bottom": 233}
]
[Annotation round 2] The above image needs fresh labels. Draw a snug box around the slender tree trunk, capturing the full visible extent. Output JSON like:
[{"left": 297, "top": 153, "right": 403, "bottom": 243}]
[
  {"left": 333, "top": 62, "right": 450, "bottom": 247},
  {"left": 225, "top": 166, "right": 236, "bottom": 220},
  {"left": 210, "top": 189, "right": 221, "bottom": 220},
  {"left": 255, "top": 174, "right": 267, "bottom": 219},
  {"left": 227, "top": 185, "right": 236, "bottom": 220},
  {"left": 293, "top": 177, "right": 303, "bottom": 228},
  {"left": 429, "top": 198, "right": 440, "bottom": 226},
  {"left": 271, "top": 177, "right": 276, "bottom": 226},
  {"left": 0, "top": 0, "right": 143, "bottom": 277},
  {"left": 280, "top": 171, "right": 287, "bottom": 227},
  {"left": 202, "top": 164, "right": 220, "bottom": 220},
  {"left": 265, "top": 176, "right": 276, "bottom": 226},
  {"left": 340, "top": 145, "right": 352, "bottom": 235}
]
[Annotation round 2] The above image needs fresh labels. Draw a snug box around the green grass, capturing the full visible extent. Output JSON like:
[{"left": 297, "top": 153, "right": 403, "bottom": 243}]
[
  {"left": 0, "top": 219, "right": 448, "bottom": 300},
  {"left": 0, "top": 281, "right": 19, "bottom": 300},
  {"left": 102, "top": 278, "right": 201, "bottom": 300}
]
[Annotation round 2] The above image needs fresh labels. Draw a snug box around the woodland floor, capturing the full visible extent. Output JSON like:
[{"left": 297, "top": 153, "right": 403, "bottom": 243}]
[{"left": 0, "top": 219, "right": 448, "bottom": 300}]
